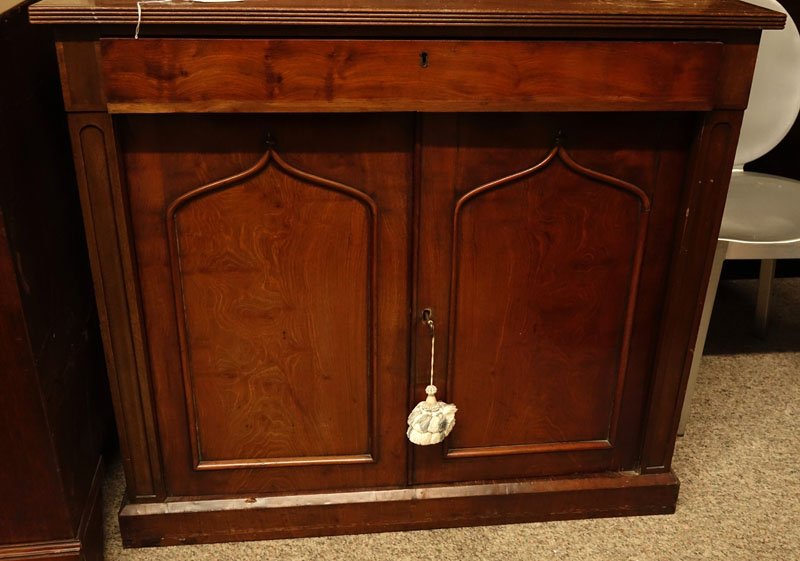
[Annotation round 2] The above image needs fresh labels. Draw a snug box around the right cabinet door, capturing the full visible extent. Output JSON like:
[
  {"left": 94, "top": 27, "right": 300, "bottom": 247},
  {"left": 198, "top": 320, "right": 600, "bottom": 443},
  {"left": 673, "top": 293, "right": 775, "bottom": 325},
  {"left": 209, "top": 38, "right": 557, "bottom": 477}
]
[{"left": 412, "top": 113, "right": 694, "bottom": 484}]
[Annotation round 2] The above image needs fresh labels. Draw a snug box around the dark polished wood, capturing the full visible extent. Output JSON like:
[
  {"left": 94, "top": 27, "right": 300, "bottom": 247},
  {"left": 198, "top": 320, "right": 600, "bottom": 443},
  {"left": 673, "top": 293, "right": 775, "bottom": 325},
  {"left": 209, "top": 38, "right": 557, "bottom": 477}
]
[
  {"left": 0, "top": 2, "right": 109, "bottom": 558},
  {"left": 118, "top": 472, "right": 679, "bottom": 547},
  {"left": 412, "top": 113, "right": 691, "bottom": 484},
  {"left": 32, "top": 0, "right": 779, "bottom": 547},
  {"left": 56, "top": 40, "right": 105, "bottom": 112},
  {"left": 641, "top": 110, "right": 744, "bottom": 473},
  {"left": 28, "top": 0, "right": 785, "bottom": 28},
  {"left": 99, "top": 39, "right": 723, "bottom": 113},
  {"left": 68, "top": 112, "right": 164, "bottom": 500},
  {"left": 121, "top": 114, "right": 411, "bottom": 495},
  {"left": 165, "top": 146, "right": 379, "bottom": 471}
]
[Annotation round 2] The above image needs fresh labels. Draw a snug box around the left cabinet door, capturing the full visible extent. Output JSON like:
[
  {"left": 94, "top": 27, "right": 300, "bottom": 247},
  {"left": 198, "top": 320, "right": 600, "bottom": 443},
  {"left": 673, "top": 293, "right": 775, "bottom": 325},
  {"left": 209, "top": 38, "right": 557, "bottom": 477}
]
[{"left": 120, "top": 114, "right": 413, "bottom": 496}]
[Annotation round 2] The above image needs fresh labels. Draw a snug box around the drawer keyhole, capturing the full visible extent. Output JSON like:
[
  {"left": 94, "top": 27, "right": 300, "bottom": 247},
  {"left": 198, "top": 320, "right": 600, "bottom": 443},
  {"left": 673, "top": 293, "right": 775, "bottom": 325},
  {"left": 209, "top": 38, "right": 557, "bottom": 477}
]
[{"left": 420, "top": 51, "right": 429, "bottom": 68}]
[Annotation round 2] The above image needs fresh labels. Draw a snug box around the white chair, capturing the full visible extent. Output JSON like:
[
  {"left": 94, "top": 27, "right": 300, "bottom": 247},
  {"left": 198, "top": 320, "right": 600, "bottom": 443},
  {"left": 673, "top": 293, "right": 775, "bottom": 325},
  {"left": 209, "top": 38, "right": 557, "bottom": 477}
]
[{"left": 678, "top": 0, "right": 800, "bottom": 435}]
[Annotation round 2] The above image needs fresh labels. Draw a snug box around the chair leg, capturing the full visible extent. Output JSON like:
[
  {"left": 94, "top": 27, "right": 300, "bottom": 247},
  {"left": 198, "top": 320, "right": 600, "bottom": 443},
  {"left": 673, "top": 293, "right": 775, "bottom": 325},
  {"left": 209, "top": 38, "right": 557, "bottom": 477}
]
[
  {"left": 678, "top": 240, "right": 727, "bottom": 436},
  {"left": 754, "top": 259, "right": 776, "bottom": 339}
]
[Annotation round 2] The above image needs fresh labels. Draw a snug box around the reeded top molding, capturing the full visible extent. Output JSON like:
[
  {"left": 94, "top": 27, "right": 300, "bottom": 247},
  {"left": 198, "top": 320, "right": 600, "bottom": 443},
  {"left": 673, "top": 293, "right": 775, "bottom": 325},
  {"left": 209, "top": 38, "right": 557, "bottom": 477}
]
[{"left": 28, "top": 0, "right": 785, "bottom": 29}]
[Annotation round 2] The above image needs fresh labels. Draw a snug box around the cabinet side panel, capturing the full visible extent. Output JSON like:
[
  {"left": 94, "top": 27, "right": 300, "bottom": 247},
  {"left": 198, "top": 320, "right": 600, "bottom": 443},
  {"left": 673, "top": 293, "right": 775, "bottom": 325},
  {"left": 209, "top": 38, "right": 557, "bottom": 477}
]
[
  {"left": 0, "top": 13, "right": 110, "bottom": 541},
  {"left": 0, "top": 211, "right": 74, "bottom": 543},
  {"left": 641, "top": 111, "right": 743, "bottom": 472}
]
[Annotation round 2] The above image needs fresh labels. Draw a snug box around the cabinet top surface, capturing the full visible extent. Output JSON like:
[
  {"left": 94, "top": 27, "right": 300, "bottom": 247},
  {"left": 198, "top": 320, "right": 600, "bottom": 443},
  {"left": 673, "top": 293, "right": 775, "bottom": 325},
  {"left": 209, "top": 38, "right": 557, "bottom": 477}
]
[{"left": 28, "top": 0, "right": 784, "bottom": 29}]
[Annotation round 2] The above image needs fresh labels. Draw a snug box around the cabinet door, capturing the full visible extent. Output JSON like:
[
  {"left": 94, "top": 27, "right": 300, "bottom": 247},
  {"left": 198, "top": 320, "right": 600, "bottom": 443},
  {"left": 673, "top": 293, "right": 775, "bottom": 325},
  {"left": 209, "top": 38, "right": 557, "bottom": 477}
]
[
  {"left": 121, "top": 114, "right": 412, "bottom": 496},
  {"left": 413, "top": 113, "right": 693, "bottom": 483}
]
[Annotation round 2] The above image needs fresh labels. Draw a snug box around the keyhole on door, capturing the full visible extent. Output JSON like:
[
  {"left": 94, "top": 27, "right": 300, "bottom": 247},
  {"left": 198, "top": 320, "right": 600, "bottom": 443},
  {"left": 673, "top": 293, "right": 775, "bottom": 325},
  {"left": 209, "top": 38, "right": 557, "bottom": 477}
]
[{"left": 420, "top": 51, "right": 429, "bottom": 68}]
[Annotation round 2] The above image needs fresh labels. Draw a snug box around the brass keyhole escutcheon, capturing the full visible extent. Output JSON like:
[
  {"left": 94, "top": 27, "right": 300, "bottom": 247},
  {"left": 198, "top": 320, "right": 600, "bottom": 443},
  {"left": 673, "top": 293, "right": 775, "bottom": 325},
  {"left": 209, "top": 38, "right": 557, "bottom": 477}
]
[{"left": 420, "top": 51, "right": 429, "bottom": 68}]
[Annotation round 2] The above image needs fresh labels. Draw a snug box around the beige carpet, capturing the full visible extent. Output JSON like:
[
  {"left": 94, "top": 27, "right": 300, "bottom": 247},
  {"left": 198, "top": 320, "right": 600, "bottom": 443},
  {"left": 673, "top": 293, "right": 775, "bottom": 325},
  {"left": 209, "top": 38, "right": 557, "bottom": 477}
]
[{"left": 102, "top": 278, "right": 800, "bottom": 560}]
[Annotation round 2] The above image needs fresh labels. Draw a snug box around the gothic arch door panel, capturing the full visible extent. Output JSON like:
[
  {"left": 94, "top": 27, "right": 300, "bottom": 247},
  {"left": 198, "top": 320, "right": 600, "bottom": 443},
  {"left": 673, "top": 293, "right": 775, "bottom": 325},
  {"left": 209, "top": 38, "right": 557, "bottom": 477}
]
[
  {"left": 413, "top": 113, "right": 694, "bottom": 484},
  {"left": 121, "top": 114, "right": 412, "bottom": 496}
]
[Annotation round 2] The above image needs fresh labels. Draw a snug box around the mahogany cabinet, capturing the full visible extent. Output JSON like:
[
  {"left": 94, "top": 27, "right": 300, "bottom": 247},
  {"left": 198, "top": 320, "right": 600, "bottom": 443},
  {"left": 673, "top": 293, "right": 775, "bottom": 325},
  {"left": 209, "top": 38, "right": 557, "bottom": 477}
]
[
  {"left": 29, "top": 0, "right": 783, "bottom": 547},
  {"left": 0, "top": 1, "right": 110, "bottom": 558}
]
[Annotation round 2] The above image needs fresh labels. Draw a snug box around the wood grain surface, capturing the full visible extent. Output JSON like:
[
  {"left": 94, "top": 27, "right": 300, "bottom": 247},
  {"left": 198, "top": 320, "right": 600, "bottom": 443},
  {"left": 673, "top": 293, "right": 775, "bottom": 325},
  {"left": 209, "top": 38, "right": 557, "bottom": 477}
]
[
  {"left": 166, "top": 146, "right": 377, "bottom": 469},
  {"left": 446, "top": 144, "right": 649, "bottom": 455},
  {"left": 0, "top": 4, "right": 109, "bottom": 556},
  {"left": 100, "top": 39, "right": 723, "bottom": 113},
  {"left": 69, "top": 113, "right": 164, "bottom": 500},
  {"left": 122, "top": 113, "right": 412, "bottom": 496},
  {"left": 412, "top": 112, "right": 692, "bottom": 484},
  {"left": 28, "top": 0, "right": 785, "bottom": 28},
  {"left": 118, "top": 471, "right": 679, "bottom": 547},
  {"left": 641, "top": 111, "right": 743, "bottom": 473},
  {"left": 40, "top": 0, "right": 771, "bottom": 542}
]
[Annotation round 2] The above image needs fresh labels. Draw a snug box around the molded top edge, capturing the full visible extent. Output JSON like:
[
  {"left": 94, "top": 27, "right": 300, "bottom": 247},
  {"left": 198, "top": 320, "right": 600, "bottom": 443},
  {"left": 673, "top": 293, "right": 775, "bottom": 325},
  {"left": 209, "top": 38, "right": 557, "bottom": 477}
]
[{"left": 28, "top": 0, "right": 786, "bottom": 29}]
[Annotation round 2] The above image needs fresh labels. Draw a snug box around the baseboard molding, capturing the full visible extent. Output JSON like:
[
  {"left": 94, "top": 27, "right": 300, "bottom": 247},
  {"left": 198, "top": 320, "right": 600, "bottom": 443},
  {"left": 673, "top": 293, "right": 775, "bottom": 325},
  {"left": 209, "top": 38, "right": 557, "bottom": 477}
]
[
  {"left": 0, "top": 539, "right": 81, "bottom": 561},
  {"left": 0, "top": 457, "right": 104, "bottom": 561},
  {"left": 120, "top": 470, "right": 679, "bottom": 547},
  {"left": 76, "top": 457, "right": 104, "bottom": 561}
]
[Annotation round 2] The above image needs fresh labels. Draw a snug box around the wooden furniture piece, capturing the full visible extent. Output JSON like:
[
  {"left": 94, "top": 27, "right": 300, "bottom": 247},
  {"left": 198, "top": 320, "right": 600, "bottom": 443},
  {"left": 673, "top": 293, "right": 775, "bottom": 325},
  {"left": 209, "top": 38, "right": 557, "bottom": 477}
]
[
  {"left": 0, "top": 1, "right": 111, "bottom": 559},
  {"left": 30, "top": 0, "right": 783, "bottom": 547}
]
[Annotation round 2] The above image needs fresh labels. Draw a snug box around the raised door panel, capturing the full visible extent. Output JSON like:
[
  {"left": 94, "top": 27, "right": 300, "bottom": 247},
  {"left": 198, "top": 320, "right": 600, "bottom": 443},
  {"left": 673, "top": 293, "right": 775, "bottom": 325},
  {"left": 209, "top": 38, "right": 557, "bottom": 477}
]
[
  {"left": 167, "top": 149, "right": 376, "bottom": 469},
  {"left": 448, "top": 144, "right": 648, "bottom": 455},
  {"left": 122, "top": 114, "right": 411, "bottom": 495},
  {"left": 413, "top": 113, "right": 693, "bottom": 483}
]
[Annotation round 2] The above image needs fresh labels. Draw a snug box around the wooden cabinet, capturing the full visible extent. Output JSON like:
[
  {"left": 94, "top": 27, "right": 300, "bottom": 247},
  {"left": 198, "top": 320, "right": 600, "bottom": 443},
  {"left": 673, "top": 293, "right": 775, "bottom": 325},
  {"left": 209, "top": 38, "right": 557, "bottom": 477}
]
[
  {"left": 30, "top": 0, "right": 783, "bottom": 547},
  {"left": 0, "top": 2, "right": 111, "bottom": 558}
]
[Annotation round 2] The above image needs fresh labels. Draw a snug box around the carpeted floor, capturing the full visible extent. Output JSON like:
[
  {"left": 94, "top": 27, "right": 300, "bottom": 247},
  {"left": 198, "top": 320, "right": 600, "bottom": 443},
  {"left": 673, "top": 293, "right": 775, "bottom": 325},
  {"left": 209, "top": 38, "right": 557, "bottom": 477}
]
[{"left": 102, "top": 278, "right": 800, "bottom": 560}]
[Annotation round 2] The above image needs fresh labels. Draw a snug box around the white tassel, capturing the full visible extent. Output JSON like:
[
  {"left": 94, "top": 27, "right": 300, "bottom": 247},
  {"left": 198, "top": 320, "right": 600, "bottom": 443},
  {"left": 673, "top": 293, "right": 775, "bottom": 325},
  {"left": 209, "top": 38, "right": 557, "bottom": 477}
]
[
  {"left": 407, "top": 313, "right": 457, "bottom": 446},
  {"left": 407, "top": 384, "right": 457, "bottom": 445}
]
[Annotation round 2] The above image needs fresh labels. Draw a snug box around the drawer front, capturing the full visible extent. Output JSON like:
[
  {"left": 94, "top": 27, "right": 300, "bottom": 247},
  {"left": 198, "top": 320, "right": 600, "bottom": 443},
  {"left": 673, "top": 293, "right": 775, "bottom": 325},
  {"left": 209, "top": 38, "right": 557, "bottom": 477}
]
[{"left": 101, "top": 39, "right": 723, "bottom": 113}]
